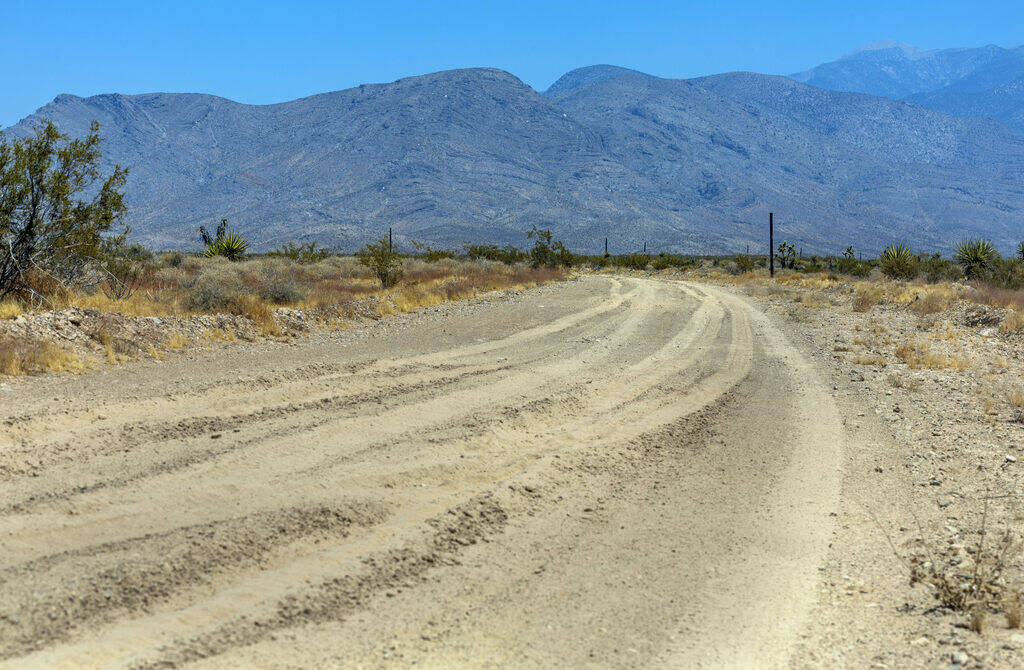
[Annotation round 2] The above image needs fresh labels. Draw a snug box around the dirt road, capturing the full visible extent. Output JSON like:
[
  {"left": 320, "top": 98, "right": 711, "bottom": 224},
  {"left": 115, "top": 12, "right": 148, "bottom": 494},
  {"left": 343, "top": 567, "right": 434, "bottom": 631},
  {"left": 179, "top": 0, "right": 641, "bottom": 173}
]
[{"left": 0, "top": 277, "right": 846, "bottom": 668}]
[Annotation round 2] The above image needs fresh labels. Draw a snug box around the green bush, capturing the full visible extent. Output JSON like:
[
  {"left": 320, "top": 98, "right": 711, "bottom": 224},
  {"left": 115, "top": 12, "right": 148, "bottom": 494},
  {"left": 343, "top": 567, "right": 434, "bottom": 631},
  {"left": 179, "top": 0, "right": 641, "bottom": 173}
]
[
  {"left": 985, "top": 258, "right": 1024, "bottom": 290},
  {"left": 527, "top": 226, "right": 573, "bottom": 269},
  {"left": 879, "top": 243, "right": 919, "bottom": 280},
  {"left": 0, "top": 120, "right": 128, "bottom": 298},
  {"left": 921, "top": 254, "right": 961, "bottom": 283},
  {"left": 410, "top": 241, "right": 457, "bottom": 261},
  {"left": 357, "top": 238, "right": 403, "bottom": 288},
  {"left": 463, "top": 243, "right": 528, "bottom": 265},
  {"left": 271, "top": 241, "right": 331, "bottom": 264},
  {"left": 734, "top": 254, "right": 756, "bottom": 273}
]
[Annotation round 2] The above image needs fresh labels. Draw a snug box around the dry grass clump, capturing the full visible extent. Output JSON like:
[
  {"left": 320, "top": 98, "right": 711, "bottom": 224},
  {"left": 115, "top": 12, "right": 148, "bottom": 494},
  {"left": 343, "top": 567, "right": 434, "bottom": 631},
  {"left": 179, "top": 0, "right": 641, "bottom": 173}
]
[
  {"left": 1008, "top": 388, "right": 1024, "bottom": 422},
  {"left": 0, "top": 301, "right": 23, "bottom": 319},
  {"left": 852, "top": 352, "right": 887, "bottom": 367},
  {"left": 794, "top": 292, "right": 830, "bottom": 308},
  {"left": 999, "top": 310, "right": 1024, "bottom": 334},
  {"left": 907, "top": 286, "right": 958, "bottom": 316},
  {"left": 971, "top": 284, "right": 1024, "bottom": 313},
  {"left": 0, "top": 337, "right": 84, "bottom": 375},
  {"left": 165, "top": 333, "right": 188, "bottom": 349},
  {"left": 853, "top": 284, "right": 885, "bottom": 312},
  {"left": 898, "top": 504, "right": 1022, "bottom": 631},
  {"left": 894, "top": 339, "right": 968, "bottom": 370},
  {"left": 887, "top": 373, "right": 922, "bottom": 391}
]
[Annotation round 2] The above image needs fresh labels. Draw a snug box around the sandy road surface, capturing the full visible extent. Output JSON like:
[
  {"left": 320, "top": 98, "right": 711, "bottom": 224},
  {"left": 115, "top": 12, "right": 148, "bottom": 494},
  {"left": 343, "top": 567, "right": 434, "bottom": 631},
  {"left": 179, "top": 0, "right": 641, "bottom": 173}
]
[{"left": 0, "top": 277, "right": 845, "bottom": 668}]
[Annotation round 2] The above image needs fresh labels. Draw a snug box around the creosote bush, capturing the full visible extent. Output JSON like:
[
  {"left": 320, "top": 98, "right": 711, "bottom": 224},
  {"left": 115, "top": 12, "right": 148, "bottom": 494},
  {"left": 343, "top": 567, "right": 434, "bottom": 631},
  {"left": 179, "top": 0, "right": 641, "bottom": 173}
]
[
  {"left": 0, "top": 120, "right": 128, "bottom": 300},
  {"left": 357, "top": 238, "right": 403, "bottom": 288}
]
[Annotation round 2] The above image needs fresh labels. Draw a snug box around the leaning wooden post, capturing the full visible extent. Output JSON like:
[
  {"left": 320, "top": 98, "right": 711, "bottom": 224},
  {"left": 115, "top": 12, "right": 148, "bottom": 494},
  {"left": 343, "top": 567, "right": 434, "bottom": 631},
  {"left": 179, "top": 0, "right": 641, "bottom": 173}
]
[
  {"left": 604, "top": 237, "right": 609, "bottom": 258},
  {"left": 769, "top": 212, "right": 775, "bottom": 278},
  {"left": 389, "top": 227, "right": 393, "bottom": 252}
]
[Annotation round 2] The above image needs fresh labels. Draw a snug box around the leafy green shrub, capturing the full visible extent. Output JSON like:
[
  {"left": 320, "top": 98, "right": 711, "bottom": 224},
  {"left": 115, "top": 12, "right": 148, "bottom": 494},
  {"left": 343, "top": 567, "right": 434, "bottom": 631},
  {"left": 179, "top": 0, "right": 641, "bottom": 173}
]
[
  {"left": 614, "top": 253, "right": 651, "bottom": 271},
  {"left": 527, "top": 226, "right": 573, "bottom": 268},
  {"left": 955, "top": 239, "right": 999, "bottom": 280},
  {"left": 879, "top": 243, "right": 919, "bottom": 280},
  {"left": 357, "top": 238, "right": 403, "bottom": 288},
  {"left": 463, "top": 243, "right": 528, "bottom": 265},
  {"left": 0, "top": 120, "right": 128, "bottom": 299},
  {"left": 985, "top": 258, "right": 1024, "bottom": 290},
  {"left": 921, "top": 253, "right": 961, "bottom": 283},
  {"left": 734, "top": 254, "right": 756, "bottom": 273},
  {"left": 410, "top": 241, "right": 456, "bottom": 261},
  {"left": 271, "top": 241, "right": 331, "bottom": 264}
]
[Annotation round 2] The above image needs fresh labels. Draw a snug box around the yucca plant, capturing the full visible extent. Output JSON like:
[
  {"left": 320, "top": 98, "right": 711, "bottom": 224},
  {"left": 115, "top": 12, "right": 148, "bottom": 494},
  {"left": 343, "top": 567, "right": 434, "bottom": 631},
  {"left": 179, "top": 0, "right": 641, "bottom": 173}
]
[
  {"left": 1016, "top": 241, "right": 1024, "bottom": 262},
  {"left": 204, "top": 230, "right": 249, "bottom": 261},
  {"left": 954, "top": 238, "right": 998, "bottom": 280},
  {"left": 879, "top": 243, "right": 919, "bottom": 280}
]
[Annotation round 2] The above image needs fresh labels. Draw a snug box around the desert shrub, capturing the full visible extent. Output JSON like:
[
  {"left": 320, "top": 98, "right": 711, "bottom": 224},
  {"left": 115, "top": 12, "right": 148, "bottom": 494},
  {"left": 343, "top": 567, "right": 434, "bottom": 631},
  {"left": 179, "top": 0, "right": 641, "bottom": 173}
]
[
  {"left": 879, "top": 243, "right": 919, "bottom": 280},
  {"left": 734, "top": 254, "right": 756, "bottom": 273},
  {"left": 271, "top": 241, "right": 332, "bottom": 264},
  {"left": 259, "top": 280, "right": 305, "bottom": 305},
  {"left": 955, "top": 238, "right": 999, "bottom": 280},
  {"left": 921, "top": 253, "right": 961, "bottom": 283},
  {"left": 161, "top": 250, "right": 186, "bottom": 268},
  {"left": 410, "top": 241, "right": 457, "bottom": 261},
  {"left": 357, "top": 238, "right": 403, "bottom": 288},
  {"left": 527, "top": 226, "right": 573, "bottom": 269},
  {"left": 614, "top": 253, "right": 651, "bottom": 271},
  {"left": 0, "top": 120, "right": 128, "bottom": 299},
  {"left": 1000, "top": 310, "right": 1024, "bottom": 334},
  {"left": 463, "top": 243, "right": 528, "bottom": 265},
  {"left": 883, "top": 501, "right": 1023, "bottom": 628},
  {"left": 186, "top": 283, "right": 233, "bottom": 312},
  {"left": 99, "top": 255, "right": 146, "bottom": 301},
  {"left": 984, "top": 258, "right": 1024, "bottom": 291}
]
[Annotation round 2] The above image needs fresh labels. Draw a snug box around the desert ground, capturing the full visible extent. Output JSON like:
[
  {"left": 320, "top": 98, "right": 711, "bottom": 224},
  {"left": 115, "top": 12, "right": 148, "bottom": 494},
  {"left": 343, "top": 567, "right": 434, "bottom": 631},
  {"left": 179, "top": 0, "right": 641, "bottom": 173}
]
[{"left": 1, "top": 273, "right": 1021, "bottom": 668}]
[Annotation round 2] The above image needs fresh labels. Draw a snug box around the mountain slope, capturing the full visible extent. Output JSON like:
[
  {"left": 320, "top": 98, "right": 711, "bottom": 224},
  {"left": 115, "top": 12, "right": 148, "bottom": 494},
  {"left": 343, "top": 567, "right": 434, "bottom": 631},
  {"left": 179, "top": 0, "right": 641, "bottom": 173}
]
[
  {"left": 5, "top": 65, "right": 1024, "bottom": 254},
  {"left": 790, "top": 42, "right": 1024, "bottom": 134},
  {"left": 552, "top": 68, "right": 1024, "bottom": 251}
]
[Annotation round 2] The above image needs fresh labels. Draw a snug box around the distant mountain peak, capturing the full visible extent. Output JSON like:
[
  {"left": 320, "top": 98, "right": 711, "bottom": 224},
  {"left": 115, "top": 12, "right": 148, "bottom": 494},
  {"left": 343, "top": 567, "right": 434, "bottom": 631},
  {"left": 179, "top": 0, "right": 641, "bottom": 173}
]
[
  {"left": 543, "top": 65, "right": 648, "bottom": 96},
  {"left": 845, "top": 40, "right": 927, "bottom": 59}
]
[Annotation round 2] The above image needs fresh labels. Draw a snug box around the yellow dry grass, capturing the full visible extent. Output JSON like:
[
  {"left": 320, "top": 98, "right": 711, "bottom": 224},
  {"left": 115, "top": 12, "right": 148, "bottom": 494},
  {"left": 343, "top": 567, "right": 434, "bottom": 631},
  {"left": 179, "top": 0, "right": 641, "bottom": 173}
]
[
  {"left": 1000, "top": 310, "right": 1024, "bottom": 334},
  {"left": 893, "top": 340, "right": 965, "bottom": 370},
  {"left": 852, "top": 352, "right": 887, "bottom": 367},
  {"left": 852, "top": 284, "right": 885, "bottom": 312},
  {"left": 0, "top": 339, "right": 85, "bottom": 376},
  {"left": 0, "top": 300, "right": 23, "bottom": 319}
]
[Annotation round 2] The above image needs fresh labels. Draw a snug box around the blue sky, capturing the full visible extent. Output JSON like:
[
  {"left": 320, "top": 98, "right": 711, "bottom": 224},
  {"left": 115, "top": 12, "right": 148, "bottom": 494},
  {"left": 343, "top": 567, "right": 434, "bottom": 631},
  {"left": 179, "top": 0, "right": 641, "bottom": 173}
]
[{"left": 2, "top": 0, "right": 1022, "bottom": 128}]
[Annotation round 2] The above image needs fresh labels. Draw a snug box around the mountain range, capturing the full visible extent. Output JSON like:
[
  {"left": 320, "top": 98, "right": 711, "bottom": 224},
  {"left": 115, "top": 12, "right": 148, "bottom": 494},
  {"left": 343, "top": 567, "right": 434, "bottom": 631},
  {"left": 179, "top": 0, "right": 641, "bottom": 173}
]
[
  {"left": 4, "top": 42, "right": 1024, "bottom": 255},
  {"left": 791, "top": 40, "right": 1024, "bottom": 135}
]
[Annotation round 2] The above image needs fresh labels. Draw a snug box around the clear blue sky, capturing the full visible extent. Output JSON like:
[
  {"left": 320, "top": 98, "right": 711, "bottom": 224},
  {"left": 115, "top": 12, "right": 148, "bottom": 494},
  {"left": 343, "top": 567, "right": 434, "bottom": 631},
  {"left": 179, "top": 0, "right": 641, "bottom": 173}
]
[{"left": 2, "top": 0, "right": 1022, "bottom": 128}]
